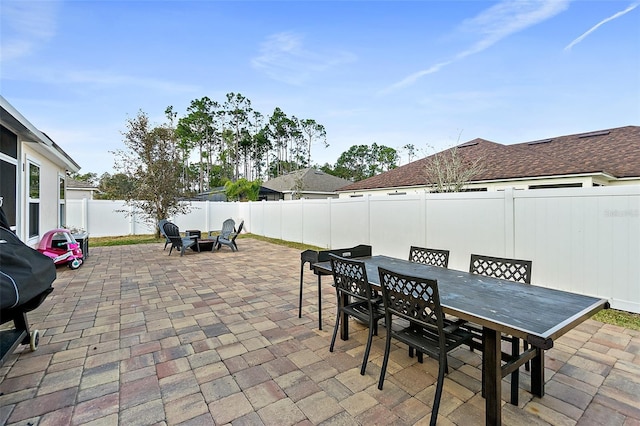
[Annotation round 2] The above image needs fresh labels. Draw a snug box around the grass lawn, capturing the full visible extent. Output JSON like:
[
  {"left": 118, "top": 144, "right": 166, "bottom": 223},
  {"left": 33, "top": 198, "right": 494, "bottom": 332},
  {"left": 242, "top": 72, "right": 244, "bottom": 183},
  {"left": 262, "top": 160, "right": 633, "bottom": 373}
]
[{"left": 90, "top": 234, "right": 640, "bottom": 331}]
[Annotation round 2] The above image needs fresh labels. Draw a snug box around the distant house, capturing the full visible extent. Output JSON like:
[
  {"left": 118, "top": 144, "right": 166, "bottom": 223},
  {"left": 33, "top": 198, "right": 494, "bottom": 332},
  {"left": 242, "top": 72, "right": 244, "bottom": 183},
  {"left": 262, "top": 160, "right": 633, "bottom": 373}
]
[
  {"left": 337, "top": 126, "right": 640, "bottom": 197},
  {"left": 262, "top": 168, "right": 353, "bottom": 200},
  {"left": 192, "top": 187, "right": 228, "bottom": 202},
  {"left": 257, "top": 186, "right": 284, "bottom": 201},
  {"left": 1, "top": 95, "right": 81, "bottom": 245},
  {"left": 66, "top": 178, "right": 101, "bottom": 200}
]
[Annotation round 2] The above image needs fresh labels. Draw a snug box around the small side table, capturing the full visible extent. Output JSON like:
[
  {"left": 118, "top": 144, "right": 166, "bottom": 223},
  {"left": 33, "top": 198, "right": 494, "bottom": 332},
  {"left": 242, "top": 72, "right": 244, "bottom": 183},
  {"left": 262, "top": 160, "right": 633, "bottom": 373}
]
[
  {"left": 72, "top": 232, "right": 89, "bottom": 259},
  {"left": 185, "top": 230, "right": 216, "bottom": 252},
  {"left": 185, "top": 230, "right": 201, "bottom": 239}
]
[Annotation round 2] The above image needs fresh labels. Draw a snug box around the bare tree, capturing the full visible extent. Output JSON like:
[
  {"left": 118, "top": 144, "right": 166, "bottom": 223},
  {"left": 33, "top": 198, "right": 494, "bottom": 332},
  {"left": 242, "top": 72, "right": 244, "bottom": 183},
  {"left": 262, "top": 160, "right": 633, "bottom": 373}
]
[
  {"left": 113, "top": 110, "right": 190, "bottom": 237},
  {"left": 424, "top": 146, "right": 484, "bottom": 192},
  {"left": 176, "top": 97, "right": 215, "bottom": 193},
  {"left": 291, "top": 173, "right": 305, "bottom": 200},
  {"left": 224, "top": 92, "right": 252, "bottom": 181},
  {"left": 401, "top": 143, "right": 416, "bottom": 164},
  {"left": 299, "top": 119, "right": 327, "bottom": 166}
]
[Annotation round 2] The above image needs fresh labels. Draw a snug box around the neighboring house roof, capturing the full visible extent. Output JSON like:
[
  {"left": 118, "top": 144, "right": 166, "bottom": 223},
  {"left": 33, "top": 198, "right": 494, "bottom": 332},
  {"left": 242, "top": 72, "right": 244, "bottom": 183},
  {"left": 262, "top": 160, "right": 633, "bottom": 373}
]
[
  {"left": 263, "top": 168, "right": 353, "bottom": 194},
  {"left": 0, "top": 95, "right": 81, "bottom": 172},
  {"left": 66, "top": 178, "right": 100, "bottom": 192},
  {"left": 338, "top": 126, "right": 640, "bottom": 191},
  {"left": 258, "top": 186, "right": 282, "bottom": 196}
]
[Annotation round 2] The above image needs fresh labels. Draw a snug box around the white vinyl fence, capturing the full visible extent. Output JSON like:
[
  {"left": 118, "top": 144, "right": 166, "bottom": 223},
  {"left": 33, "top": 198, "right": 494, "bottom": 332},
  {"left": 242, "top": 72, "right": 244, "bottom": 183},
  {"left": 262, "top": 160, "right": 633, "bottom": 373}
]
[{"left": 67, "top": 186, "right": 640, "bottom": 313}]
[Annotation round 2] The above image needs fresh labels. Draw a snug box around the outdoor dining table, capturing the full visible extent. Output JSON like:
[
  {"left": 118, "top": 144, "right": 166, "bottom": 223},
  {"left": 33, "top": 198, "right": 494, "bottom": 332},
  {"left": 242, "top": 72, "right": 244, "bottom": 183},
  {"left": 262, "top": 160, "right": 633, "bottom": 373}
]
[{"left": 313, "top": 255, "right": 609, "bottom": 425}]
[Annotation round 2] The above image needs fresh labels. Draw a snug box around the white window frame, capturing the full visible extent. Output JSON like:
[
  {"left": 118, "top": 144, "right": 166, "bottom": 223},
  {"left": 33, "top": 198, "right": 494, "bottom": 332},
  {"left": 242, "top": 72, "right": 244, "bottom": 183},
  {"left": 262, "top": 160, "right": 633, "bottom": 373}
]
[
  {"left": 58, "top": 173, "right": 66, "bottom": 228},
  {"left": 0, "top": 152, "right": 18, "bottom": 231},
  {"left": 26, "top": 157, "right": 41, "bottom": 243}
]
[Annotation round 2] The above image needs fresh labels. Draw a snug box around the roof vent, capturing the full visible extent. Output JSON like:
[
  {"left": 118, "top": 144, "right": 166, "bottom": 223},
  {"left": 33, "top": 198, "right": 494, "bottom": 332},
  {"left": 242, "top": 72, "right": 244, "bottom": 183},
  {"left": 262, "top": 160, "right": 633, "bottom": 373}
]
[
  {"left": 528, "top": 138, "right": 553, "bottom": 145},
  {"left": 458, "top": 142, "right": 478, "bottom": 148},
  {"left": 578, "top": 130, "right": 610, "bottom": 138}
]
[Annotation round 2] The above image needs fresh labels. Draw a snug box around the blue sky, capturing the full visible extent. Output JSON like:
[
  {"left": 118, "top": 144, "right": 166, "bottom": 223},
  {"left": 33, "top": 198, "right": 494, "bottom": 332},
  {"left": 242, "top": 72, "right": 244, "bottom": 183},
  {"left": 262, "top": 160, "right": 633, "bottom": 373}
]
[{"left": 2, "top": 0, "right": 639, "bottom": 176}]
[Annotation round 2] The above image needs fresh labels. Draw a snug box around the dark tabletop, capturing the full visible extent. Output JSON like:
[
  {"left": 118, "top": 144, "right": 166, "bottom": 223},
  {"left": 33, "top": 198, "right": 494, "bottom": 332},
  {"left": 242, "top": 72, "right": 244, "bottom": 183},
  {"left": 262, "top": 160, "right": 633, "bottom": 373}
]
[{"left": 314, "top": 255, "right": 608, "bottom": 347}]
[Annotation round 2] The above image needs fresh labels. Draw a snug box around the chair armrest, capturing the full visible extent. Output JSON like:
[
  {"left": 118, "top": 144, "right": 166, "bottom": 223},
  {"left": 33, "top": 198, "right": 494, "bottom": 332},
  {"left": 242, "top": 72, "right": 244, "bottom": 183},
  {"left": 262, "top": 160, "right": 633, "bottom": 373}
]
[{"left": 208, "top": 230, "right": 221, "bottom": 237}]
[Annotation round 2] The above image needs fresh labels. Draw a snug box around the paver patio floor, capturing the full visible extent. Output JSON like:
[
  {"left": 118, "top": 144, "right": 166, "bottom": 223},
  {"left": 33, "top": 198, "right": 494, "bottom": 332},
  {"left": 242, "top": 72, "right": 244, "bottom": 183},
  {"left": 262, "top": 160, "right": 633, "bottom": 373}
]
[{"left": 1, "top": 239, "right": 639, "bottom": 425}]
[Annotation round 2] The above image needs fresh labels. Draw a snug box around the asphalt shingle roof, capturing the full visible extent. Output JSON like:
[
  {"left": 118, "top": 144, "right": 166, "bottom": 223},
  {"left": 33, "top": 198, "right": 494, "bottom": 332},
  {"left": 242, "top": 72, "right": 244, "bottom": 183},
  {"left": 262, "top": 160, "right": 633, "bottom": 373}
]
[
  {"left": 66, "top": 178, "right": 99, "bottom": 190},
  {"left": 339, "top": 125, "right": 640, "bottom": 191},
  {"left": 263, "top": 168, "right": 352, "bottom": 193}
]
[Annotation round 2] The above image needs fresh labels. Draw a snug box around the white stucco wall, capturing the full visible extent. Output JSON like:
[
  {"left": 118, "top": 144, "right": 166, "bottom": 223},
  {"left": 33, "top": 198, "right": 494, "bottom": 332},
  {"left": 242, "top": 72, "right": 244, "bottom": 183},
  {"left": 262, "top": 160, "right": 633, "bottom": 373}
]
[{"left": 21, "top": 143, "right": 66, "bottom": 246}]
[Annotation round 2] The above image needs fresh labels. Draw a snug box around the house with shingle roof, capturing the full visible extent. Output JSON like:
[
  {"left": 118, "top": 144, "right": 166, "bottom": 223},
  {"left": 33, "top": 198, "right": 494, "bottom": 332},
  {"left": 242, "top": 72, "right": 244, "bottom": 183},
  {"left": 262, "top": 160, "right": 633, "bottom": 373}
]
[
  {"left": 262, "top": 168, "right": 353, "bottom": 200},
  {"left": 337, "top": 126, "right": 640, "bottom": 197},
  {"left": 66, "top": 178, "right": 101, "bottom": 200}
]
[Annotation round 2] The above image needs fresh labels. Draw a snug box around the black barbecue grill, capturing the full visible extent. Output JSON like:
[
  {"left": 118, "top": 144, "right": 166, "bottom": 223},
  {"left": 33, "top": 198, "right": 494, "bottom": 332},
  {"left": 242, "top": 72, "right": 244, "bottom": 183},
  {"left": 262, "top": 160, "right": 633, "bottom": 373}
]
[{"left": 1, "top": 208, "right": 56, "bottom": 366}]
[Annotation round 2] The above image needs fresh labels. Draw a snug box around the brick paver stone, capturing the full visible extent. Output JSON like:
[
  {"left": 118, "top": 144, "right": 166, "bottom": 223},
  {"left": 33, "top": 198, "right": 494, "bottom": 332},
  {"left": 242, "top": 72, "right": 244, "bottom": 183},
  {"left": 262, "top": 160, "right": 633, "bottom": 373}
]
[
  {"left": 209, "top": 392, "right": 254, "bottom": 424},
  {"left": 0, "top": 242, "right": 638, "bottom": 426}
]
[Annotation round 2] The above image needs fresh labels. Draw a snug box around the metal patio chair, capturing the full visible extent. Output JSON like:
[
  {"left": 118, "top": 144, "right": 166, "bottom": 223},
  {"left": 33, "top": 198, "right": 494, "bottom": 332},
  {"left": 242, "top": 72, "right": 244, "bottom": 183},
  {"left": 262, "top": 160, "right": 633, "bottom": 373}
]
[
  {"left": 409, "top": 246, "right": 450, "bottom": 268},
  {"left": 407, "top": 246, "right": 453, "bottom": 362},
  {"left": 377, "top": 266, "right": 473, "bottom": 426},
  {"left": 329, "top": 254, "right": 385, "bottom": 376},
  {"left": 469, "top": 253, "right": 533, "bottom": 405}
]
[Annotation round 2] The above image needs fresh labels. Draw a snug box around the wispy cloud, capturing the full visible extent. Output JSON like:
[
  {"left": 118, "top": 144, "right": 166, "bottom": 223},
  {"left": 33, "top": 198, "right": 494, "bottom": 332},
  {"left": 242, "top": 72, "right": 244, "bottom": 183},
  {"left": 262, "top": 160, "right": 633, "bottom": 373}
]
[
  {"left": 381, "top": 61, "right": 452, "bottom": 94},
  {"left": 382, "top": 0, "right": 570, "bottom": 94},
  {"left": 565, "top": 2, "right": 639, "bottom": 51},
  {"left": 0, "top": 0, "right": 60, "bottom": 61},
  {"left": 251, "top": 31, "right": 356, "bottom": 85},
  {"left": 10, "top": 65, "right": 201, "bottom": 95},
  {"left": 63, "top": 69, "right": 201, "bottom": 94}
]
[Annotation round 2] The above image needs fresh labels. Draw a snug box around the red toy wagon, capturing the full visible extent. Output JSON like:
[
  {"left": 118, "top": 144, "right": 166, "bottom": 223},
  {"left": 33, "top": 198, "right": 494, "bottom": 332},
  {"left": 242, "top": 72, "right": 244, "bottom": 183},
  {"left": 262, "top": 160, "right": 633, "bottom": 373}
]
[{"left": 37, "top": 228, "right": 83, "bottom": 269}]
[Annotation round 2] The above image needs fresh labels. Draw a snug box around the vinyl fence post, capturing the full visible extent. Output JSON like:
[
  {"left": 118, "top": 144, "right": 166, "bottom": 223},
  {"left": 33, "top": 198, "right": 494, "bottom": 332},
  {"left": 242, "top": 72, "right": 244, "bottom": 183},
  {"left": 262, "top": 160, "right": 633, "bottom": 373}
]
[
  {"left": 365, "top": 194, "right": 371, "bottom": 246},
  {"left": 129, "top": 205, "right": 135, "bottom": 235},
  {"left": 279, "top": 199, "right": 283, "bottom": 241},
  {"left": 420, "top": 190, "right": 427, "bottom": 247},
  {"left": 327, "top": 197, "right": 332, "bottom": 249},
  {"left": 205, "top": 200, "right": 211, "bottom": 234},
  {"left": 504, "top": 187, "right": 515, "bottom": 257},
  {"left": 301, "top": 198, "right": 305, "bottom": 245},
  {"left": 82, "top": 197, "right": 88, "bottom": 234}
]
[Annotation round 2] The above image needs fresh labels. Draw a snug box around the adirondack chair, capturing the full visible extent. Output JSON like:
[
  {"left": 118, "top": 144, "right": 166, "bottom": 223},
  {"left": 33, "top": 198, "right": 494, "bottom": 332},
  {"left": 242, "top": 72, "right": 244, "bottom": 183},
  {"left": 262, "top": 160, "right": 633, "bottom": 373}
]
[
  {"left": 215, "top": 219, "right": 243, "bottom": 252},
  {"left": 163, "top": 222, "right": 198, "bottom": 256},
  {"left": 158, "top": 219, "right": 171, "bottom": 250}
]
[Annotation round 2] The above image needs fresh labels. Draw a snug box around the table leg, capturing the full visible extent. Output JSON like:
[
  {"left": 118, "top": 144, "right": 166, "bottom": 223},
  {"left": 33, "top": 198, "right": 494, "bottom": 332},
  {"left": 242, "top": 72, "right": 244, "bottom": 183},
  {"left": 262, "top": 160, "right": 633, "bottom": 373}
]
[
  {"left": 511, "top": 336, "right": 519, "bottom": 405},
  {"left": 531, "top": 347, "right": 545, "bottom": 397},
  {"left": 317, "top": 275, "right": 323, "bottom": 330},
  {"left": 298, "top": 262, "right": 305, "bottom": 319},
  {"left": 483, "top": 327, "right": 502, "bottom": 426}
]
